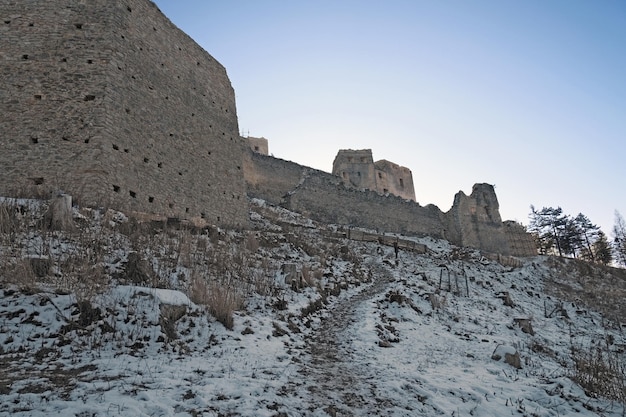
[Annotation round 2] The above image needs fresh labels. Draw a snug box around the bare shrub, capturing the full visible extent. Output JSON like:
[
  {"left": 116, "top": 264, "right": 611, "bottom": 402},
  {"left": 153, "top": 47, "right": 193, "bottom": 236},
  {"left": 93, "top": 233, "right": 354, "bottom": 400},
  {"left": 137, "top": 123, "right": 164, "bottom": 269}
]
[
  {"left": 1, "top": 258, "right": 38, "bottom": 292},
  {"left": 188, "top": 274, "right": 243, "bottom": 330},
  {"left": 0, "top": 202, "right": 18, "bottom": 237},
  {"left": 188, "top": 273, "right": 210, "bottom": 305},
  {"left": 571, "top": 343, "right": 626, "bottom": 403},
  {"left": 301, "top": 265, "right": 318, "bottom": 287}
]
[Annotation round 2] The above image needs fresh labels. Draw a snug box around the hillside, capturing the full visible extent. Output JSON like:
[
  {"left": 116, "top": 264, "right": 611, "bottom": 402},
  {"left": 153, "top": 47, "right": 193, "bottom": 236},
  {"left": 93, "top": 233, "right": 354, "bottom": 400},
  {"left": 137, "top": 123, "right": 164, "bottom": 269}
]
[{"left": 0, "top": 196, "right": 625, "bottom": 416}]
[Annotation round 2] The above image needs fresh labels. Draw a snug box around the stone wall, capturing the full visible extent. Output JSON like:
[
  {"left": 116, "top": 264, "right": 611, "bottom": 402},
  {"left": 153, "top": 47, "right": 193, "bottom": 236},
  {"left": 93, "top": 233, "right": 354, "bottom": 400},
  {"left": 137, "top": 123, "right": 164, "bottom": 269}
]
[
  {"left": 444, "top": 184, "right": 512, "bottom": 255},
  {"left": 0, "top": 0, "right": 247, "bottom": 227},
  {"left": 245, "top": 153, "right": 533, "bottom": 256},
  {"left": 284, "top": 172, "right": 446, "bottom": 238},
  {"left": 503, "top": 221, "right": 537, "bottom": 257},
  {"left": 332, "top": 149, "right": 416, "bottom": 201},
  {"left": 373, "top": 160, "right": 416, "bottom": 201},
  {"left": 332, "top": 149, "right": 378, "bottom": 192},
  {"left": 247, "top": 136, "right": 269, "bottom": 155},
  {"left": 243, "top": 151, "right": 308, "bottom": 206}
]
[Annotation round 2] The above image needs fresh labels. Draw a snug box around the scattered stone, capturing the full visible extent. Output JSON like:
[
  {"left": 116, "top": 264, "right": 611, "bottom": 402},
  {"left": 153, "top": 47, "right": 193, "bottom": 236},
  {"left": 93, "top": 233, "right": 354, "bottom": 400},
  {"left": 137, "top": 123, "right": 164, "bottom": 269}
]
[
  {"left": 160, "top": 304, "right": 187, "bottom": 341},
  {"left": 491, "top": 344, "right": 522, "bottom": 369},
  {"left": 42, "top": 193, "right": 75, "bottom": 231},
  {"left": 497, "top": 291, "right": 515, "bottom": 307},
  {"left": 514, "top": 318, "right": 535, "bottom": 335}
]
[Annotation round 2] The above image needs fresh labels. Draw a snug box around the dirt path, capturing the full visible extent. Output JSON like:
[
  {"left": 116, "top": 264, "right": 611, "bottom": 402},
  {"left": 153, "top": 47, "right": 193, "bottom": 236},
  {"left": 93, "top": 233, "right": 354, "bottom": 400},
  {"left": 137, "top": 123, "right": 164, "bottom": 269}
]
[{"left": 286, "top": 262, "right": 397, "bottom": 416}]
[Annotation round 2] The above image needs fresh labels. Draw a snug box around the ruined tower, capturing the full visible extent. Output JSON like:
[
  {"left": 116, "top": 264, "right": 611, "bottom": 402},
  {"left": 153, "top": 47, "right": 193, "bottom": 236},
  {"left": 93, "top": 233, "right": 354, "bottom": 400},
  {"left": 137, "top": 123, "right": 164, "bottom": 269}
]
[
  {"left": 332, "top": 149, "right": 416, "bottom": 201},
  {"left": 0, "top": 0, "right": 247, "bottom": 226}
]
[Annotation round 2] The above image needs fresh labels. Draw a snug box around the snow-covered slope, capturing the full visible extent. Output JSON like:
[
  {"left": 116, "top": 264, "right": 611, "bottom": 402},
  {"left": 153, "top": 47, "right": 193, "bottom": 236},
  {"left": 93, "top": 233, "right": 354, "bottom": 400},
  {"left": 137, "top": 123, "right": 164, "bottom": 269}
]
[{"left": 0, "top": 197, "right": 624, "bottom": 416}]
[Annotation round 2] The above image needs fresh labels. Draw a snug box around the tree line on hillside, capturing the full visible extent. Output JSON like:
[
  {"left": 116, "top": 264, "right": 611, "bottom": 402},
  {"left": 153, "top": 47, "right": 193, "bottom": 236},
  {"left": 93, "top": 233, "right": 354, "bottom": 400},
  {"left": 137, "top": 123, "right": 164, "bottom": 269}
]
[{"left": 528, "top": 206, "right": 626, "bottom": 267}]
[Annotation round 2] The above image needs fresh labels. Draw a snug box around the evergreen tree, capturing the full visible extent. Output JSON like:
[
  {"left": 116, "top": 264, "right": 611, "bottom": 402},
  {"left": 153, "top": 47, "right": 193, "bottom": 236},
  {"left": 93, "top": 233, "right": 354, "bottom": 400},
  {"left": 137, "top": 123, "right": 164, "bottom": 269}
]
[
  {"left": 572, "top": 213, "right": 600, "bottom": 262},
  {"left": 592, "top": 231, "right": 612, "bottom": 265},
  {"left": 528, "top": 206, "right": 567, "bottom": 256}
]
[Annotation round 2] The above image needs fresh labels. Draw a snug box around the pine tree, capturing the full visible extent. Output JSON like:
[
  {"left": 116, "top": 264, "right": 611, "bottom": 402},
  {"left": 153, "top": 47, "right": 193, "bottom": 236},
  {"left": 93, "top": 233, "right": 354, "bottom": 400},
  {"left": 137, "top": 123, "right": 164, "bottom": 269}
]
[
  {"left": 572, "top": 213, "right": 600, "bottom": 263},
  {"left": 592, "top": 231, "right": 612, "bottom": 265},
  {"left": 528, "top": 206, "right": 567, "bottom": 256}
]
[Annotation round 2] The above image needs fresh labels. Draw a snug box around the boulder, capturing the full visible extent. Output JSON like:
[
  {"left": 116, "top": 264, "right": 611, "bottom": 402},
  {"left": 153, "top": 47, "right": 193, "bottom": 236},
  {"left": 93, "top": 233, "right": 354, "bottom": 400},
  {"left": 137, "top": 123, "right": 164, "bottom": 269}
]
[{"left": 491, "top": 344, "right": 522, "bottom": 369}]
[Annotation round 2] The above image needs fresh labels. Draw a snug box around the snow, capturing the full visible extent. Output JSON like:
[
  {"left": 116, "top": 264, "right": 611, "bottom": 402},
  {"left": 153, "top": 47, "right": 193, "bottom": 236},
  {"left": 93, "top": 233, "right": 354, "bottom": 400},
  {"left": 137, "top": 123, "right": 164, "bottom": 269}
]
[{"left": 0, "top": 197, "right": 624, "bottom": 416}]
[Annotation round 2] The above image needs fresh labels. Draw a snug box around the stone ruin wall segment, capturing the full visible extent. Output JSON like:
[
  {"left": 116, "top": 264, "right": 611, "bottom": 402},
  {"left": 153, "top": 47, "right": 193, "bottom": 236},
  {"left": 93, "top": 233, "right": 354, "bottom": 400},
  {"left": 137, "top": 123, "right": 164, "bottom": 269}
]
[
  {"left": 0, "top": 0, "right": 247, "bottom": 226},
  {"left": 245, "top": 150, "right": 536, "bottom": 257}
]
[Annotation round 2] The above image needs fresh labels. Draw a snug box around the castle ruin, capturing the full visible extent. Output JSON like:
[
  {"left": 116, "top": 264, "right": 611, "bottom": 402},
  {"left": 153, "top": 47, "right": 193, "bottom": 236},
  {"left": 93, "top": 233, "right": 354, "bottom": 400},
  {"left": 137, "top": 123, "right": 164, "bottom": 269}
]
[
  {"left": 247, "top": 136, "right": 269, "bottom": 155},
  {"left": 0, "top": 0, "right": 247, "bottom": 227},
  {"left": 1, "top": 0, "right": 536, "bottom": 257},
  {"left": 332, "top": 149, "right": 416, "bottom": 201}
]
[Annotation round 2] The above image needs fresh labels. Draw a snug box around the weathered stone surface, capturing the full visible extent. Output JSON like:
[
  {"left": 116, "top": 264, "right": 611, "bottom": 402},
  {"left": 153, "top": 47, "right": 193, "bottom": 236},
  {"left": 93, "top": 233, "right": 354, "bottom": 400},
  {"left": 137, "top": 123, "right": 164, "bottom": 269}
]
[
  {"left": 332, "top": 149, "right": 416, "bottom": 201},
  {"left": 43, "top": 194, "right": 74, "bottom": 231},
  {"left": 0, "top": 0, "right": 247, "bottom": 227},
  {"left": 492, "top": 344, "right": 522, "bottom": 369},
  {"left": 514, "top": 318, "right": 535, "bottom": 336},
  {"left": 244, "top": 151, "right": 534, "bottom": 256},
  {"left": 159, "top": 304, "right": 187, "bottom": 341}
]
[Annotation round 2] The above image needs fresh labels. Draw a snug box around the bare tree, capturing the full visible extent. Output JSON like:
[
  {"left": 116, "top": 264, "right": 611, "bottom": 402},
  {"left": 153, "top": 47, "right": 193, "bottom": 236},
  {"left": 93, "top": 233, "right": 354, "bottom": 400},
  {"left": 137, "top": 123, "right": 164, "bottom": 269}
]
[{"left": 613, "top": 211, "right": 626, "bottom": 267}]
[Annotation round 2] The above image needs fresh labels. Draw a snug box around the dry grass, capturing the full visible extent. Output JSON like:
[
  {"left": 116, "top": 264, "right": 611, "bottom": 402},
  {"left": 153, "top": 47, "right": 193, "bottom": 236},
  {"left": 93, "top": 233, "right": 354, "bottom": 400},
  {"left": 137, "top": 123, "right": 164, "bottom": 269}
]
[
  {"left": 571, "top": 342, "right": 626, "bottom": 403},
  {"left": 0, "top": 258, "right": 39, "bottom": 292},
  {"left": 0, "top": 194, "right": 276, "bottom": 333},
  {"left": 188, "top": 274, "right": 243, "bottom": 330},
  {"left": 544, "top": 256, "right": 626, "bottom": 325}
]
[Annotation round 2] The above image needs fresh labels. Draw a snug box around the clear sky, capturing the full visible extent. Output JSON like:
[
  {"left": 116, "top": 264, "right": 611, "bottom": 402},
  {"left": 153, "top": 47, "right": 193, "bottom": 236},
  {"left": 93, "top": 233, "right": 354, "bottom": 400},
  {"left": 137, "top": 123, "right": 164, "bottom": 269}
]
[{"left": 153, "top": 0, "right": 625, "bottom": 235}]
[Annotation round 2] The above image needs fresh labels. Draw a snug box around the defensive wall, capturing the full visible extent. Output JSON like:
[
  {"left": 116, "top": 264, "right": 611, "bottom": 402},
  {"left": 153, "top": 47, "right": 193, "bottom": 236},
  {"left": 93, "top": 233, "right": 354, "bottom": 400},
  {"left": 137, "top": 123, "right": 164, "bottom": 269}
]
[
  {"left": 0, "top": 0, "right": 535, "bottom": 255},
  {"left": 0, "top": 0, "right": 247, "bottom": 227},
  {"left": 332, "top": 149, "right": 416, "bottom": 201},
  {"left": 247, "top": 136, "right": 269, "bottom": 155},
  {"left": 244, "top": 150, "right": 536, "bottom": 257}
]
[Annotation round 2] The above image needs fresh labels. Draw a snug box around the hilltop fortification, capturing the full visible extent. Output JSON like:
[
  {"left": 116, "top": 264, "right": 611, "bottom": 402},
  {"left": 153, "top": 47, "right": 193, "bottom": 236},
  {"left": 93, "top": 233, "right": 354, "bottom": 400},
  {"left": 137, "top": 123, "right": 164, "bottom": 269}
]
[
  {"left": 244, "top": 150, "right": 536, "bottom": 257},
  {"left": 332, "top": 149, "right": 416, "bottom": 201},
  {"left": 0, "top": 0, "right": 247, "bottom": 226},
  {"left": 1, "top": 0, "right": 535, "bottom": 256}
]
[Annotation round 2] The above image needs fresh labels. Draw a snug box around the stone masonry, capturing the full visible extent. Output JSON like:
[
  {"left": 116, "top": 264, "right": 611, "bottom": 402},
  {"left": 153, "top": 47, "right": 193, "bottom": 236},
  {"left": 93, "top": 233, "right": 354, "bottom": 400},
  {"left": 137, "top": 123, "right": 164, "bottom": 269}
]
[
  {"left": 332, "top": 149, "right": 416, "bottom": 201},
  {"left": 0, "top": 0, "right": 247, "bottom": 226},
  {"left": 0, "top": 0, "right": 535, "bottom": 255},
  {"left": 247, "top": 136, "right": 269, "bottom": 155},
  {"left": 245, "top": 149, "right": 535, "bottom": 257}
]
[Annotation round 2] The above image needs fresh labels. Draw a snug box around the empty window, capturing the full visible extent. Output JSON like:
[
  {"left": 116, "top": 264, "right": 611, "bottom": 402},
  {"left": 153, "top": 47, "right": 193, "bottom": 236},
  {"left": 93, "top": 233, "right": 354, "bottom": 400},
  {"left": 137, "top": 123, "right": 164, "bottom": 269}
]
[
  {"left": 399, "top": 178, "right": 404, "bottom": 188},
  {"left": 378, "top": 172, "right": 382, "bottom": 179}
]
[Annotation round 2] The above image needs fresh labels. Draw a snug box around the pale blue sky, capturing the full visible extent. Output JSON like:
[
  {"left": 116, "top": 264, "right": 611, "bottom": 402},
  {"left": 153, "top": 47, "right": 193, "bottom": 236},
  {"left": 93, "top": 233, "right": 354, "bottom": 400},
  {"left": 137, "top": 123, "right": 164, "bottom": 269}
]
[{"left": 153, "top": 0, "right": 625, "bottom": 235}]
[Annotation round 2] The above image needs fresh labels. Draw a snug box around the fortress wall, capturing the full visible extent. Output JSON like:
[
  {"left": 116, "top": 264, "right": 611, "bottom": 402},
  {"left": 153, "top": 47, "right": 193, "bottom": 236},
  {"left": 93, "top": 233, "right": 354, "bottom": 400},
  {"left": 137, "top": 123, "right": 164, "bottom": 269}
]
[
  {"left": 445, "top": 184, "right": 511, "bottom": 255},
  {"left": 246, "top": 154, "right": 534, "bottom": 256},
  {"left": 243, "top": 151, "right": 307, "bottom": 205},
  {"left": 1, "top": 1, "right": 113, "bottom": 199},
  {"left": 0, "top": 0, "right": 247, "bottom": 226},
  {"left": 332, "top": 149, "right": 377, "bottom": 191},
  {"left": 373, "top": 160, "right": 416, "bottom": 201},
  {"left": 247, "top": 136, "right": 269, "bottom": 155},
  {"left": 503, "top": 221, "right": 538, "bottom": 257},
  {"left": 284, "top": 172, "right": 447, "bottom": 238}
]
